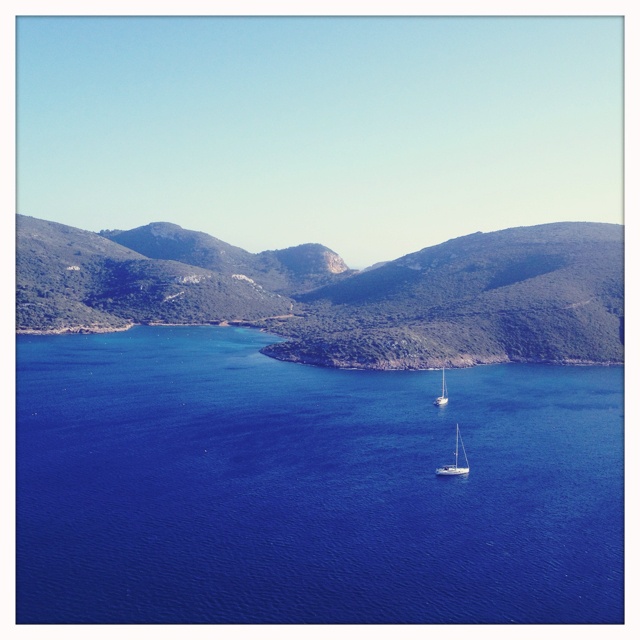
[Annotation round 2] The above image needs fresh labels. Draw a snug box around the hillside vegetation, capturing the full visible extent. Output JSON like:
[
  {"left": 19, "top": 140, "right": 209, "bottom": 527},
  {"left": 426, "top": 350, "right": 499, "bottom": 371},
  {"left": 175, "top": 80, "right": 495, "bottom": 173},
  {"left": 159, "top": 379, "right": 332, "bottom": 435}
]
[
  {"left": 17, "top": 215, "right": 292, "bottom": 332},
  {"left": 101, "top": 223, "right": 354, "bottom": 295},
  {"left": 259, "top": 223, "right": 623, "bottom": 368},
  {"left": 17, "top": 215, "right": 623, "bottom": 369}
]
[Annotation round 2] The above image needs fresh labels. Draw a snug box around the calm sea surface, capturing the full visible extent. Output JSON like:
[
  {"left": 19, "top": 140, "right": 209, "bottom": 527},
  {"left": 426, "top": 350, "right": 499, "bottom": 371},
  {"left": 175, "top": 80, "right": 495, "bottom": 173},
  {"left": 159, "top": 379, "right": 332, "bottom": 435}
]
[{"left": 16, "top": 326, "right": 624, "bottom": 624}]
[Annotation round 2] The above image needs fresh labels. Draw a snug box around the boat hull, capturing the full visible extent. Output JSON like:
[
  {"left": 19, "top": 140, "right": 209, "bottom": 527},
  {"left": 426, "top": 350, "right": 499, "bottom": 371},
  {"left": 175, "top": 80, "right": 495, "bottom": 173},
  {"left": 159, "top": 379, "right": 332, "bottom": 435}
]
[
  {"left": 434, "top": 397, "right": 448, "bottom": 406},
  {"left": 435, "top": 466, "right": 469, "bottom": 476}
]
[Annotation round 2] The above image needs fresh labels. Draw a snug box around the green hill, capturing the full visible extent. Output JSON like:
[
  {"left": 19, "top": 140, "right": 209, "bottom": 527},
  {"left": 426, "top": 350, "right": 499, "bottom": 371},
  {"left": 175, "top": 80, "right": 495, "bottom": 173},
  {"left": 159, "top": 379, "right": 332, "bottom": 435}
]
[
  {"left": 259, "top": 222, "right": 623, "bottom": 368},
  {"left": 17, "top": 215, "right": 292, "bottom": 333},
  {"left": 101, "top": 223, "right": 355, "bottom": 295},
  {"left": 17, "top": 215, "right": 624, "bottom": 369}
]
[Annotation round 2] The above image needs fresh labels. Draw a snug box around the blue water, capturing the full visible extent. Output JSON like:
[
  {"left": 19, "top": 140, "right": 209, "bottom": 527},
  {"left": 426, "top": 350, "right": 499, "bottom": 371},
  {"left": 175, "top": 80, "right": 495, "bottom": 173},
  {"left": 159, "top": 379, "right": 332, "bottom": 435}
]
[{"left": 16, "top": 326, "right": 624, "bottom": 624}]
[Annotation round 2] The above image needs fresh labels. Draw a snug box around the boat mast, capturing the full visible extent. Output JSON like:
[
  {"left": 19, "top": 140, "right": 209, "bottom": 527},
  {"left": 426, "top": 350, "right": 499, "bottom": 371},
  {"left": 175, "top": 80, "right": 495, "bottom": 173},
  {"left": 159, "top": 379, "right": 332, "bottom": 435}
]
[
  {"left": 455, "top": 424, "right": 459, "bottom": 469},
  {"left": 459, "top": 429, "right": 469, "bottom": 469}
]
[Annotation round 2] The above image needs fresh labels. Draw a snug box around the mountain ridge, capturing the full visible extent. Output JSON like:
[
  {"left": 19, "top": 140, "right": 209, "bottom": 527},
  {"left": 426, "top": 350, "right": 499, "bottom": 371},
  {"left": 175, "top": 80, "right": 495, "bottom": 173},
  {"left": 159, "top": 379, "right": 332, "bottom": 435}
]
[
  {"left": 260, "top": 221, "right": 623, "bottom": 369},
  {"left": 16, "top": 215, "right": 623, "bottom": 369},
  {"left": 100, "top": 222, "right": 355, "bottom": 295}
]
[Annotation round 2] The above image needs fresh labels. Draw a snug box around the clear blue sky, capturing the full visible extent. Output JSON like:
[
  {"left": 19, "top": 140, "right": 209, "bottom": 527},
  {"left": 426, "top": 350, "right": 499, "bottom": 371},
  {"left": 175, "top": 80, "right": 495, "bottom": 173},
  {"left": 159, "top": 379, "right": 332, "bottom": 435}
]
[{"left": 16, "top": 14, "right": 623, "bottom": 268}]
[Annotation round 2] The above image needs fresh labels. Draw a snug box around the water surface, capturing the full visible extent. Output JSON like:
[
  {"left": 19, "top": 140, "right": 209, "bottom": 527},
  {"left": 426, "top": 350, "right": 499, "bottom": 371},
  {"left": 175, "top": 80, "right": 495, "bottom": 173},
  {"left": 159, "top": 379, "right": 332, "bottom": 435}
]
[{"left": 16, "top": 326, "right": 624, "bottom": 624}]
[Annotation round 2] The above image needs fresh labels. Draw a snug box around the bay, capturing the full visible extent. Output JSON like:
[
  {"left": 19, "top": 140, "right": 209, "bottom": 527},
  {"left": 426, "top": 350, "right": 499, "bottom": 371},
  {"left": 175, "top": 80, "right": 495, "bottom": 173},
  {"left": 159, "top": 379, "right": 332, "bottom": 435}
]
[{"left": 16, "top": 325, "right": 624, "bottom": 624}]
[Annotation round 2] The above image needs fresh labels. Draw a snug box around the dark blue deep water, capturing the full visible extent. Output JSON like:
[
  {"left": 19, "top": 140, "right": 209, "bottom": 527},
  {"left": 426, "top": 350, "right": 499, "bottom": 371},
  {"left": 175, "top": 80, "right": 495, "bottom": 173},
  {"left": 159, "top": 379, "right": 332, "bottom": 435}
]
[{"left": 16, "top": 326, "right": 624, "bottom": 624}]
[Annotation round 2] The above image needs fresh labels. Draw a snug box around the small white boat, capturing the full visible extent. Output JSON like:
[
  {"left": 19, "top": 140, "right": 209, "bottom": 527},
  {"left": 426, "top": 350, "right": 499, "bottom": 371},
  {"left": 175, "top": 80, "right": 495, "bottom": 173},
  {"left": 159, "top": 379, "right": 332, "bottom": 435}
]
[
  {"left": 436, "top": 424, "right": 469, "bottom": 476},
  {"left": 433, "top": 367, "right": 448, "bottom": 406}
]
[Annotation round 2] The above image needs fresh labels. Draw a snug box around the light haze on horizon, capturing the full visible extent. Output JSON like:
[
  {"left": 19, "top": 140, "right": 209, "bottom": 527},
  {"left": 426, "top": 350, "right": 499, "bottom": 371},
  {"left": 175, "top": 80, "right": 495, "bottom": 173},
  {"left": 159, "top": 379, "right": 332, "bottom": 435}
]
[{"left": 16, "top": 15, "right": 623, "bottom": 269}]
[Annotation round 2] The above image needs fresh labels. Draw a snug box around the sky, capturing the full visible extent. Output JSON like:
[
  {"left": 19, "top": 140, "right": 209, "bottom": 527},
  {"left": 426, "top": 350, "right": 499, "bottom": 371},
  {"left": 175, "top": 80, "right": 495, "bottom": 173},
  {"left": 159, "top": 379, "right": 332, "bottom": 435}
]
[{"left": 13, "top": 8, "right": 625, "bottom": 269}]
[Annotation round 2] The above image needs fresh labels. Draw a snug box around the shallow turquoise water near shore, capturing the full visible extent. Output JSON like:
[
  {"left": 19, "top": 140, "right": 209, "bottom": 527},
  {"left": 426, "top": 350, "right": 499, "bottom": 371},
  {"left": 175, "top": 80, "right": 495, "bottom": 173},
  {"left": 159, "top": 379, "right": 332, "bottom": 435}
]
[{"left": 16, "top": 325, "right": 624, "bottom": 623}]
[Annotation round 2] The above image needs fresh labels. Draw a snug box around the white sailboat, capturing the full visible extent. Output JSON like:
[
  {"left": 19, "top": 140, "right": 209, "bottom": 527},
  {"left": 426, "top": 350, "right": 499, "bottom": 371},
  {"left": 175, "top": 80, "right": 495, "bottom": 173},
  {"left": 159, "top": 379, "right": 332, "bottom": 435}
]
[
  {"left": 435, "top": 424, "right": 469, "bottom": 476},
  {"left": 433, "top": 367, "right": 448, "bottom": 406}
]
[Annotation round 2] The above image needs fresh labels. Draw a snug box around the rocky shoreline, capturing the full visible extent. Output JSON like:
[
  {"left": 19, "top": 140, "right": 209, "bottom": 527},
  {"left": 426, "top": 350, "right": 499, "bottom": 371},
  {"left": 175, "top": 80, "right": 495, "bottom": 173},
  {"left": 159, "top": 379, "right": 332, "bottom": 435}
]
[
  {"left": 16, "top": 322, "right": 623, "bottom": 370},
  {"left": 15, "top": 319, "right": 260, "bottom": 336},
  {"left": 16, "top": 323, "right": 135, "bottom": 336},
  {"left": 258, "top": 345, "right": 623, "bottom": 370}
]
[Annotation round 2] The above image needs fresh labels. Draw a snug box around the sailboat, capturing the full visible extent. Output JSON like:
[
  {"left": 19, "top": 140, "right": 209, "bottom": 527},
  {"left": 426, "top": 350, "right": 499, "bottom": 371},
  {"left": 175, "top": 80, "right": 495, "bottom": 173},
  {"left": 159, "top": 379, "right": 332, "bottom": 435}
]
[
  {"left": 435, "top": 424, "right": 469, "bottom": 476},
  {"left": 433, "top": 367, "right": 448, "bottom": 406}
]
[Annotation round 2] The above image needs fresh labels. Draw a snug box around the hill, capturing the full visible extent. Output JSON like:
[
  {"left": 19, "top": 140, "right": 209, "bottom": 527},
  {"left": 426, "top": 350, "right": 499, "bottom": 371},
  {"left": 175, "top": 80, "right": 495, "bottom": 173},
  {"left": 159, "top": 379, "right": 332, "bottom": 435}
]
[
  {"left": 259, "top": 222, "right": 623, "bottom": 369},
  {"left": 101, "top": 223, "right": 354, "bottom": 295},
  {"left": 17, "top": 216, "right": 624, "bottom": 369},
  {"left": 17, "top": 215, "right": 292, "bottom": 333}
]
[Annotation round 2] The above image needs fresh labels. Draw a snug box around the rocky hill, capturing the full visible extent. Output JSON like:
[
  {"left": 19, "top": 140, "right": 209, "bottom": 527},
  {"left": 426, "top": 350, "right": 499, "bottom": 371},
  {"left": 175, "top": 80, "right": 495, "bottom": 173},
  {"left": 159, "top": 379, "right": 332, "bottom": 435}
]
[
  {"left": 101, "top": 223, "right": 354, "bottom": 295},
  {"left": 17, "top": 215, "right": 624, "bottom": 369},
  {"left": 259, "top": 222, "right": 624, "bottom": 369},
  {"left": 17, "top": 215, "right": 292, "bottom": 333}
]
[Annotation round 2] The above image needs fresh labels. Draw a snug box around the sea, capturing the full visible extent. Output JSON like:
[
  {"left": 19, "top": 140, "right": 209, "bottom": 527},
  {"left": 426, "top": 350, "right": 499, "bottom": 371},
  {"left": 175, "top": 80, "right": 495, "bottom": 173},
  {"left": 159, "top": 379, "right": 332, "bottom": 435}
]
[{"left": 15, "top": 325, "right": 624, "bottom": 625}]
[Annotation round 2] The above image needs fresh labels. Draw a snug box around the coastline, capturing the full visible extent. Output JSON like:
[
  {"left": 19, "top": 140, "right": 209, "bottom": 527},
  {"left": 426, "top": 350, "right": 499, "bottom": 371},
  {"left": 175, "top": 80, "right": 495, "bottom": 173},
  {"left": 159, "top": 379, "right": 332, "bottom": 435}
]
[
  {"left": 16, "top": 323, "right": 136, "bottom": 336},
  {"left": 15, "top": 319, "right": 253, "bottom": 335},
  {"left": 258, "top": 347, "right": 624, "bottom": 371},
  {"left": 15, "top": 322, "right": 624, "bottom": 370}
]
